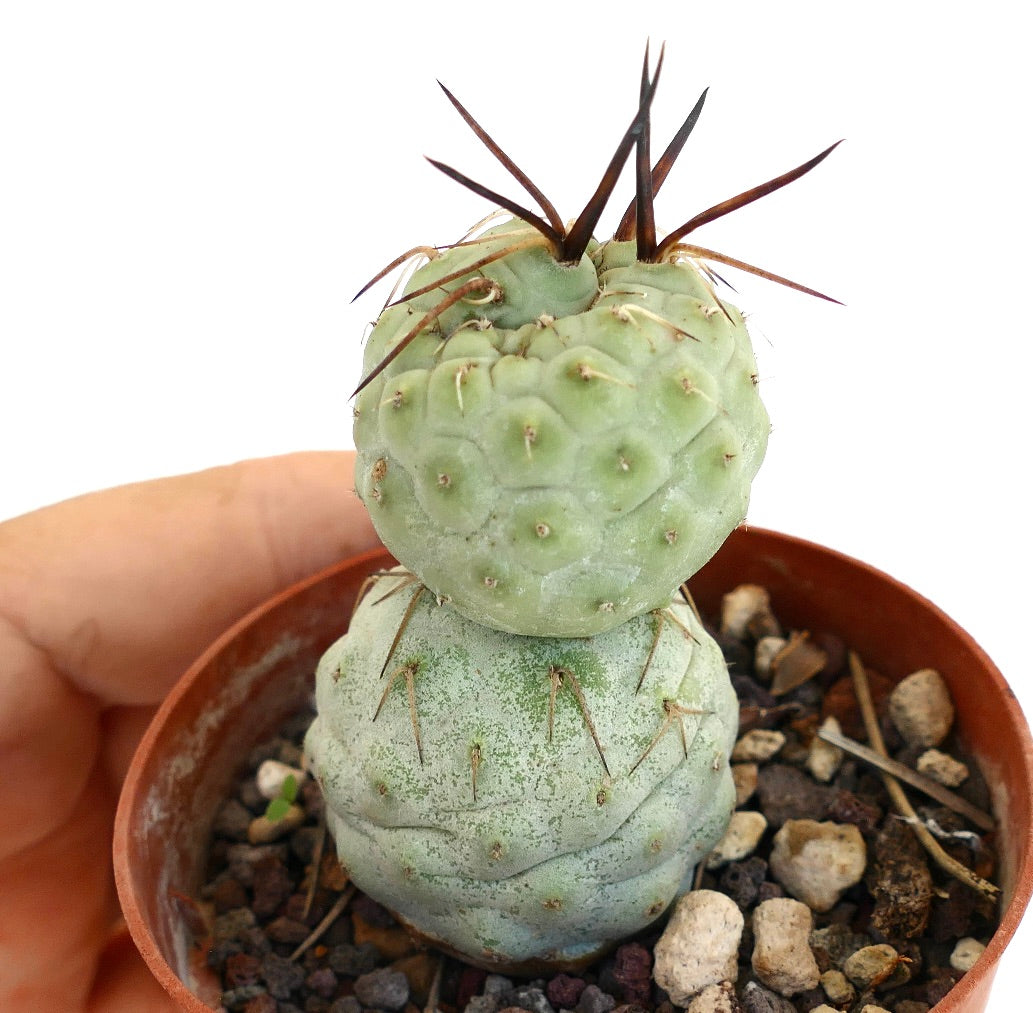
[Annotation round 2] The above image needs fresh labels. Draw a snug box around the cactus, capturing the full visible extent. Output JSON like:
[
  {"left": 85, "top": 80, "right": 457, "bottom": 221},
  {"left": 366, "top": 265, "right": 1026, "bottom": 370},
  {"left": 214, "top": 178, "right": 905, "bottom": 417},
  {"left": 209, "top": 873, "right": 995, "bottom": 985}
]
[
  {"left": 305, "top": 569, "right": 738, "bottom": 970},
  {"left": 307, "top": 45, "right": 838, "bottom": 971},
  {"left": 351, "top": 57, "right": 837, "bottom": 637}
]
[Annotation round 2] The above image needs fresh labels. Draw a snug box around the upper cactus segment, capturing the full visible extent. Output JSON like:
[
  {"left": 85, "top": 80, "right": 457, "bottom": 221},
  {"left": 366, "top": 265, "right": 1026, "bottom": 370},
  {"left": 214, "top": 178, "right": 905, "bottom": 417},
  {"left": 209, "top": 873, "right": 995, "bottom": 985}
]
[{"left": 351, "top": 47, "right": 839, "bottom": 637}]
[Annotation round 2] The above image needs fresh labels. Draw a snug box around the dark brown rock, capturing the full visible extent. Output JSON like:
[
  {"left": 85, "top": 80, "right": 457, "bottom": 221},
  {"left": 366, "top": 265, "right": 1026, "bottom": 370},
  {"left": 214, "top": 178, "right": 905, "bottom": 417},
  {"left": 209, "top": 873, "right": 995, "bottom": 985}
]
[
  {"left": 866, "top": 819, "right": 934, "bottom": 941},
  {"left": 755, "top": 764, "right": 835, "bottom": 828}
]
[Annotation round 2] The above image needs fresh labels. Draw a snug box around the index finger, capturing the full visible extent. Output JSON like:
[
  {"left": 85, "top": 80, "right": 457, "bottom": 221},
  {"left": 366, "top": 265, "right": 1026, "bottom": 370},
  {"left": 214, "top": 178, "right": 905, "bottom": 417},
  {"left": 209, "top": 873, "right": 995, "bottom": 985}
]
[{"left": 0, "top": 450, "right": 378, "bottom": 707}]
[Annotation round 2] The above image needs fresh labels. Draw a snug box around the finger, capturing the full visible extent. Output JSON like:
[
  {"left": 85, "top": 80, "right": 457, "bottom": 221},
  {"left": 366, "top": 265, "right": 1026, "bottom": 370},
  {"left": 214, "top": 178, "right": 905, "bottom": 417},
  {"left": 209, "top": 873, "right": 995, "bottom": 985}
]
[{"left": 0, "top": 450, "right": 378, "bottom": 707}]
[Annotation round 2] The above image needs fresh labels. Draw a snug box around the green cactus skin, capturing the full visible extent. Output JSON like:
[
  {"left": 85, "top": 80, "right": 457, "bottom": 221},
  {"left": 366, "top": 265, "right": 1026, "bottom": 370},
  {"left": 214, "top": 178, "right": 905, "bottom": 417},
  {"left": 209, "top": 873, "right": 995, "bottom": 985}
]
[
  {"left": 354, "top": 221, "right": 769, "bottom": 638},
  {"left": 304, "top": 569, "right": 738, "bottom": 972}
]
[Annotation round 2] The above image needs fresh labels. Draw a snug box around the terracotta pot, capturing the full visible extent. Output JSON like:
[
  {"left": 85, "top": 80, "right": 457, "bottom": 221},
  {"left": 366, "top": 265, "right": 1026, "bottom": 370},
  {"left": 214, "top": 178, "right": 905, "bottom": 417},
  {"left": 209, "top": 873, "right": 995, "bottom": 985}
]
[{"left": 113, "top": 529, "right": 1033, "bottom": 1012}]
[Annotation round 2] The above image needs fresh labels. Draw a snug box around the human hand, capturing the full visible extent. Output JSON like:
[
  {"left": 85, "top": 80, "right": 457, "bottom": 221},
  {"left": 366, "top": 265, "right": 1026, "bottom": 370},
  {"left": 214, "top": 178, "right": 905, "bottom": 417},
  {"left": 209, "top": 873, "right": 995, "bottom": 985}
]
[{"left": 0, "top": 452, "right": 378, "bottom": 1011}]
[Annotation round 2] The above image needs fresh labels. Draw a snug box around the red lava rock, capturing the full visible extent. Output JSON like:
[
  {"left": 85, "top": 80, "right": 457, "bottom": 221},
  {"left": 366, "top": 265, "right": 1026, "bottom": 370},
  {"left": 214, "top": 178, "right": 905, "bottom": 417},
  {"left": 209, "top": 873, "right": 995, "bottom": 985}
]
[
  {"left": 457, "top": 966, "right": 488, "bottom": 1009},
  {"left": 264, "top": 915, "right": 311, "bottom": 945},
  {"left": 822, "top": 668, "right": 895, "bottom": 739},
  {"left": 718, "top": 856, "right": 768, "bottom": 909},
  {"left": 224, "top": 951, "right": 263, "bottom": 988},
  {"left": 826, "top": 788, "right": 883, "bottom": 837},
  {"left": 755, "top": 763, "right": 835, "bottom": 827},
  {"left": 211, "top": 875, "right": 249, "bottom": 914},
  {"left": 612, "top": 943, "right": 652, "bottom": 1004},
  {"left": 811, "top": 630, "right": 847, "bottom": 687},
  {"left": 306, "top": 966, "right": 340, "bottom": 999},
  {"left": 756, "top": 880, "right": 785, "bottom": 904},
  {"left": 547, "top": 973, "right": 587, "bottom": 1008},
  {"left": 251, "top": 853, "right": 293, "bottom": 919}
]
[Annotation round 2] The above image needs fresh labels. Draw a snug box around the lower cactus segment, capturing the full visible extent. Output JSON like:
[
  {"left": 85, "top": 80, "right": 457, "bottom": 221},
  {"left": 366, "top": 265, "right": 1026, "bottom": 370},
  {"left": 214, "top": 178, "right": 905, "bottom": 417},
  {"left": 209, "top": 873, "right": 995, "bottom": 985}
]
[{"left": 304, "top": 569, "right": 738, "bottom": 970}]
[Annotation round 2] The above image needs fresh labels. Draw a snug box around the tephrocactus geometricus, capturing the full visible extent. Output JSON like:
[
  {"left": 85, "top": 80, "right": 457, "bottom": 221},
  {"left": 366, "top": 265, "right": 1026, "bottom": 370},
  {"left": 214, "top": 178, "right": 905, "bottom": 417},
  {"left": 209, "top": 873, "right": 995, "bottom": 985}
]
[{"left": 306, "top": 44, "right": 840, "bottom": 971}]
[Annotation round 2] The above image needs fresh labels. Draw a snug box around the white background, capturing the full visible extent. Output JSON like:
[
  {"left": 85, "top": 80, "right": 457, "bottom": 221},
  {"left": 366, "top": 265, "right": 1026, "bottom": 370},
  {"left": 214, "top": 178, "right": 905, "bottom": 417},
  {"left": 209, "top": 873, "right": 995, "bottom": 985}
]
[{"left": 2, "top": 1, "right": 1030, "bottom": 1004}]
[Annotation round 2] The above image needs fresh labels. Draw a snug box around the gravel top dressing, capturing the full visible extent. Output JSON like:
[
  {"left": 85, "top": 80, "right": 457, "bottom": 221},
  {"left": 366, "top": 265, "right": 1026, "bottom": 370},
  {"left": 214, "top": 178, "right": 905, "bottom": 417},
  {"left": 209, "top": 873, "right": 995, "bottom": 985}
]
[{"left": 195, "top": 582, "right": 1000, "bottom": 1013}]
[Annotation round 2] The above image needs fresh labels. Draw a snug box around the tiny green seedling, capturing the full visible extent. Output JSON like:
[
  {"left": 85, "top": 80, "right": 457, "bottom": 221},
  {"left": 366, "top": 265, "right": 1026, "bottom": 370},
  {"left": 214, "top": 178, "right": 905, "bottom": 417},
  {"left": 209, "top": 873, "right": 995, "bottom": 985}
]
[{"left": 264, "top": 773, "right": 298, "bottom": 822}]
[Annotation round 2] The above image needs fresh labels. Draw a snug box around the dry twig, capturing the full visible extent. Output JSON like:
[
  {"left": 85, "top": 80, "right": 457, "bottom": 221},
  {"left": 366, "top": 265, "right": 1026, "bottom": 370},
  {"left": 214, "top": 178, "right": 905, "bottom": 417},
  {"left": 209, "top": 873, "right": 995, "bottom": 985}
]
[{"left": 847, "top": 651, "right": 999, "bottom": 898}]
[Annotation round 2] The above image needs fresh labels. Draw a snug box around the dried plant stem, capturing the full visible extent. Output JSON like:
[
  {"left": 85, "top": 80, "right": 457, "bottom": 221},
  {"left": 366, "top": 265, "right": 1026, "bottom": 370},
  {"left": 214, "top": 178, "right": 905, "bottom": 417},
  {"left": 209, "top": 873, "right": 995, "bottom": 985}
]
[
  {"left": 289, "top": 884, "right": 356, "bottom": 962},
  {"left": 817, "top": 725, "right": 994, "bottom": 832},
  {"left": 848, "top": 652, "right": 999, "bottom": 898},
  {"left": 301, "top": 817, "right": 328, "bottom": 921}
]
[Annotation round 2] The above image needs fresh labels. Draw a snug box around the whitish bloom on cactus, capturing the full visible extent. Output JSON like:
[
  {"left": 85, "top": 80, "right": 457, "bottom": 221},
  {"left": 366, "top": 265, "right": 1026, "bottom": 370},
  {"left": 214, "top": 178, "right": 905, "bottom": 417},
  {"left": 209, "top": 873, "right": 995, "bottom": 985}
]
[
  {"left": 305, "top": 569, "right": 739, "bottom": 971},
  {"left": 351, "top": 52, "right": 838, "bottom": 637}
]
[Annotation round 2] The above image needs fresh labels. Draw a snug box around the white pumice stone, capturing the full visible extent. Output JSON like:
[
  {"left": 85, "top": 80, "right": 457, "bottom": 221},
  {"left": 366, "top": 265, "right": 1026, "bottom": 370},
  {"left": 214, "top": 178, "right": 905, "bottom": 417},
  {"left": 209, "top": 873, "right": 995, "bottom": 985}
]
[
  {"left": 806, "top": 716, "right": 845, "bottom": 783},
  {"left": 732, "top": 763, "right": 759, "bottom": 807},
  {"left": 731, "top": 729, "right": 785, "bottom": 763},
  {"left": 916, "top": 748, "right": 970, "bottom": 788},
  {"left": 888, "top": 668, "right": 955, "bottom": 748},
  {"left": 751, "top": 897, "right": 821, "bottom": 997},
  {"left": 754, "top": 635, "right": 787, "bottom": 680},
  {"left": 950, "top": 937, "right": 986, "bottom": 972},
  {"left": 255, "top": 758, "right": 308, "bottom": 801},
  {"left": 720, "top": 584, "right": 776, "bottom": 640},
  {"left": 653, "top": 890, "right": 744, "bottom": 1004},
  {"left": 706, "top": 811, "right": 768, "bottom": 868},
  {"left": 685, "top": 982, "right": 739, "bottom": 1013},
  {"left": 769, "top": 820, "right": 867, "bottom": 912}
]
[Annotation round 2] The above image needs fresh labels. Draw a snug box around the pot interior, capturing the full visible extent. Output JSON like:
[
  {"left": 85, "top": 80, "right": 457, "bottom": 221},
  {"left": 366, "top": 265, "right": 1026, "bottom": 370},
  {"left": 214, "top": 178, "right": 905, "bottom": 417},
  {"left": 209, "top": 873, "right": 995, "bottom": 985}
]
[{"left": 114, "top": 532, "right": 1033, "bottom": 1012}]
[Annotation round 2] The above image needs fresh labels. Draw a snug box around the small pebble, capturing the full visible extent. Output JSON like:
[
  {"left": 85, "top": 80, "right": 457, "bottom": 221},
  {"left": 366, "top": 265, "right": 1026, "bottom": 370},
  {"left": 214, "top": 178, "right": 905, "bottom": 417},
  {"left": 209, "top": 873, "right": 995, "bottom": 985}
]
[
  {"left": 213, "top": 798, "right": 255, "bottom": 841},
  {"left": 754, "top": 637, "right": 787, "bottom": 680},
  {"left": 353, "top": 967, "right": 410, "bottom": 1011},
  {"left": 718, "top": 856, "right": 768, "bottom": 909},
  {"left": 706, "top": 812, "right": 768, "bottom": 868},
  {"left": 612, "top": 942, "right": 652, "bottom": 1005},
  {"left": 755, "top": 764, "right": 835, "bottom": 827},
  {"left": 888, "top": 668, "right": 954, "bottom": 748},
  {"left": 484, "top": 975, "right": 515, "bottom": 996},
  {"left": 805, "top": 716, "right": 844, "bottom": 783},
  {"left": 950, "top": 936, "right": 986, "bottom": 971},
  {"left": 329, "top": 998, "right": 362, "bottom": 1013},
  {"left": 819, "top": 968, "right": 855, "bottom": 1004},
  {"left": 732, "top": 730, "right": 785, "bottom": 763},
  {"left": 916, "top": 748, "right": 969, "bottom": 787},
  {"left": 576, "top": 984, "right": 615, "bottom": 1013},
  {"left": 859, "top": 1006, "right": 893, "bottom": 1013},
  {"left": 842, "top": 944, "right": 899, "bottom": 989},
  {"left": 731, "top": 763, "right": 759, "bottom": 807},
  {"left": 546, "top": 973, "right": 585, "bottom": 1008},
  {"left": 652, "top": 890, "right": 744, "bottom": 1004},
  {"left": 768, "top": 819, "right": 866, "bottom": 912},
  {"left": 739, "top": 979, "right": 797, "bottom": 1012},
  {"left": 512, "top": 985, "right": 555, "bottom": 1013},
  {"left": 721, "top": 584, "right": 778, "bottom": 639},
  {"left": 248, "top": 803, "right": 306, "bottom": 844},
  {"left": 685, "top": 981, "right": 739, "bottom": 1013},
  {"left": 751, "top": 897, "right": 821, "bottom": 997},
  {"left": 261, "top": 952, "right": 305, "bottom": 1000}
]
